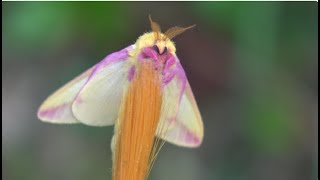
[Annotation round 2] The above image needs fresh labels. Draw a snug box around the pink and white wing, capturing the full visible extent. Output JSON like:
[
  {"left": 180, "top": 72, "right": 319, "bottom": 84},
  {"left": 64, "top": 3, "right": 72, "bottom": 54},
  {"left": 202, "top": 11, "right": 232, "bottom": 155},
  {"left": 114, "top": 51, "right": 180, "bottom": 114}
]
[
  {"left": 158, "top": 61, "right": 204, "bottom": 147},
  {"left": 72, "top": 46, "right": 134, "bottom": 126},
  {"left": 37, "top": 45, "right": 134, "bottom": 126}
]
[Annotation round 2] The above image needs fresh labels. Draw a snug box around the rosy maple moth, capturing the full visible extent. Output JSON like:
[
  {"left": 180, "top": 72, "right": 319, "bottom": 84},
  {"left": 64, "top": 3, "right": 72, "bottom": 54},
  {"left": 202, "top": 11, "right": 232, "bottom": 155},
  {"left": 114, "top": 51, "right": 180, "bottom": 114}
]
[{"left": 37, "top": 16, "right": 204, "bottom": 179}]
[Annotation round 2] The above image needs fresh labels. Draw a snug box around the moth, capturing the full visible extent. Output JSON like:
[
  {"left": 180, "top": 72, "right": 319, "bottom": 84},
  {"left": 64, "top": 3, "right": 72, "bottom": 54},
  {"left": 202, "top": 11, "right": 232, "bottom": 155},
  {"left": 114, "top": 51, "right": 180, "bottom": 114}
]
[{"left": 37, "top": 16, "right": 204, "bottom": 150}]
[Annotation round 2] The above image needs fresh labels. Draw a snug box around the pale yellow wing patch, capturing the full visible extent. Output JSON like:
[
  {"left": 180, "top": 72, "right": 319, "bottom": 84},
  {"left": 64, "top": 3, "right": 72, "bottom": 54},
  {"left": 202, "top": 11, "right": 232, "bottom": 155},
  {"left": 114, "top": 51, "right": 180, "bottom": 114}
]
[
  {"left": 156, "top": 75, "right": 182, "bottom": 138},
  {"left": 72, "top": 60, "right": 131, "bottom": 126},
  {"left": 167, "top": 82, "right": 203, "bottom": 147},
  {"left": 158, "top": 79, "right": 204, "bottom": 147}
]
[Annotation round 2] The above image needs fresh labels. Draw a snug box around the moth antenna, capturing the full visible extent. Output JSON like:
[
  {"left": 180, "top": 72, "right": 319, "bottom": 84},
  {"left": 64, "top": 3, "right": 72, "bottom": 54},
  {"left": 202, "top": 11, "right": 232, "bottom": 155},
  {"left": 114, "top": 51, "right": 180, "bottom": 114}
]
[
  {"left": 149, "top": 15, "right": 161, "bottom": 39},
  {"left": 164, "top": 24, "right": 196, "bottom": 39}
]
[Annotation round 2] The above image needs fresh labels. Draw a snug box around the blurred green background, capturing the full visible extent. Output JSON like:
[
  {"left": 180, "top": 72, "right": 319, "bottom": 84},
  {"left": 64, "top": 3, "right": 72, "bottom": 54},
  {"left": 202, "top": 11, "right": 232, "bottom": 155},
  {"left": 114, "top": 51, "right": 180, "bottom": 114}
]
[{"left": 2, "top": 2, "right": 318, "bottom": 180}]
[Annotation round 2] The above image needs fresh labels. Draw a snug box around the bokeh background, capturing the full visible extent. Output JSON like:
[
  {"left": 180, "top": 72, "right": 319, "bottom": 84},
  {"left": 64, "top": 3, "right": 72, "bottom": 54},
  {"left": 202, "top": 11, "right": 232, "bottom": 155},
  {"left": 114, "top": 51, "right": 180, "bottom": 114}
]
[{"left": 2, "top": 2, "right": 318, "bottom": 180}]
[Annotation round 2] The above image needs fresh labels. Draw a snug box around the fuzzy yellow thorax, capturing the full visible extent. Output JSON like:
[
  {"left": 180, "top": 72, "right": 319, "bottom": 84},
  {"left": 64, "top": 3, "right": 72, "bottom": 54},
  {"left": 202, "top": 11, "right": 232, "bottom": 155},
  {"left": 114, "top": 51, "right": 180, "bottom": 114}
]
[{"left": 130, "top": 32, "right": 177, "bottom": 58}]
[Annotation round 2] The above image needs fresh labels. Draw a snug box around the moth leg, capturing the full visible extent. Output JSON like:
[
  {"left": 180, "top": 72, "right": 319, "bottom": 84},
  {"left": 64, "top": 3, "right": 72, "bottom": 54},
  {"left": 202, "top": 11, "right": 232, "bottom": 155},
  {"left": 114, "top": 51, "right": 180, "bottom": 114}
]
[
  {"left": 111, "top": 118, "right": 120, "bottom": 162},
  {"left": 110, "top": 134, "right": 116, "bottom": 162}
]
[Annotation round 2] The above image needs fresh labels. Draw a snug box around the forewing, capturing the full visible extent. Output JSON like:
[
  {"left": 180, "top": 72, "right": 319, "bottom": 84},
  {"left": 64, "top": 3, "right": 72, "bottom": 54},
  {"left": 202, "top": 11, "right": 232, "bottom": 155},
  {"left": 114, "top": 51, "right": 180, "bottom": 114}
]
[
  {"left": 157, "top": 62, "right": 204, "bottom": 147},
  {"left": 72, "top": 46, "right": 134, "bottom": 126},
  {"left": 38, "top": 45, "right": 134, "bottom": 125}
]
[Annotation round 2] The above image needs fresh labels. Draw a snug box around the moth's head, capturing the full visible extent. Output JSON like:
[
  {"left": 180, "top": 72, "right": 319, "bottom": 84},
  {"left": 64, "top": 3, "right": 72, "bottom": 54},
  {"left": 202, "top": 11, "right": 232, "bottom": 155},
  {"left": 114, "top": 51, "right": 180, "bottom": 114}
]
[{"left": 134, "top": 15, "right": 195, "bottom": 57}]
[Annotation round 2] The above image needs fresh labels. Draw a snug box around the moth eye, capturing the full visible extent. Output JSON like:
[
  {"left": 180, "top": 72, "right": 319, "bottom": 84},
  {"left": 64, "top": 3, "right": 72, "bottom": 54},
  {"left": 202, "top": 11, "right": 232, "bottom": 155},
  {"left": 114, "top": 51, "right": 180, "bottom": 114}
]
[
  {"left": 153, "top": 45, "right": 160, "bottom": 54},
  {"left": 162, "top": 47, "right": 168, "bottom": 54}
]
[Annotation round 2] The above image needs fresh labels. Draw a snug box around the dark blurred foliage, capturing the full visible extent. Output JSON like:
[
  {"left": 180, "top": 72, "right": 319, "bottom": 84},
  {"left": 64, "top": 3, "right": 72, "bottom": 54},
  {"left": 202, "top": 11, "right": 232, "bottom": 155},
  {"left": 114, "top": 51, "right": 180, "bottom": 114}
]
[{"left": 2, "top": 2, "right": 318, "bottom": 180}]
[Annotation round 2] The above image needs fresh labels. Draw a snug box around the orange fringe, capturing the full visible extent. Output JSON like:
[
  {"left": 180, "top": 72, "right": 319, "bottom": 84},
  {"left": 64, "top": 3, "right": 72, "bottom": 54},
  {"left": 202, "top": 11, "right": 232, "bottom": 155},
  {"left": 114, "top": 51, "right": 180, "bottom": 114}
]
[{"left": 112, "top": 61, "right": 163, "bottom": 180}]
